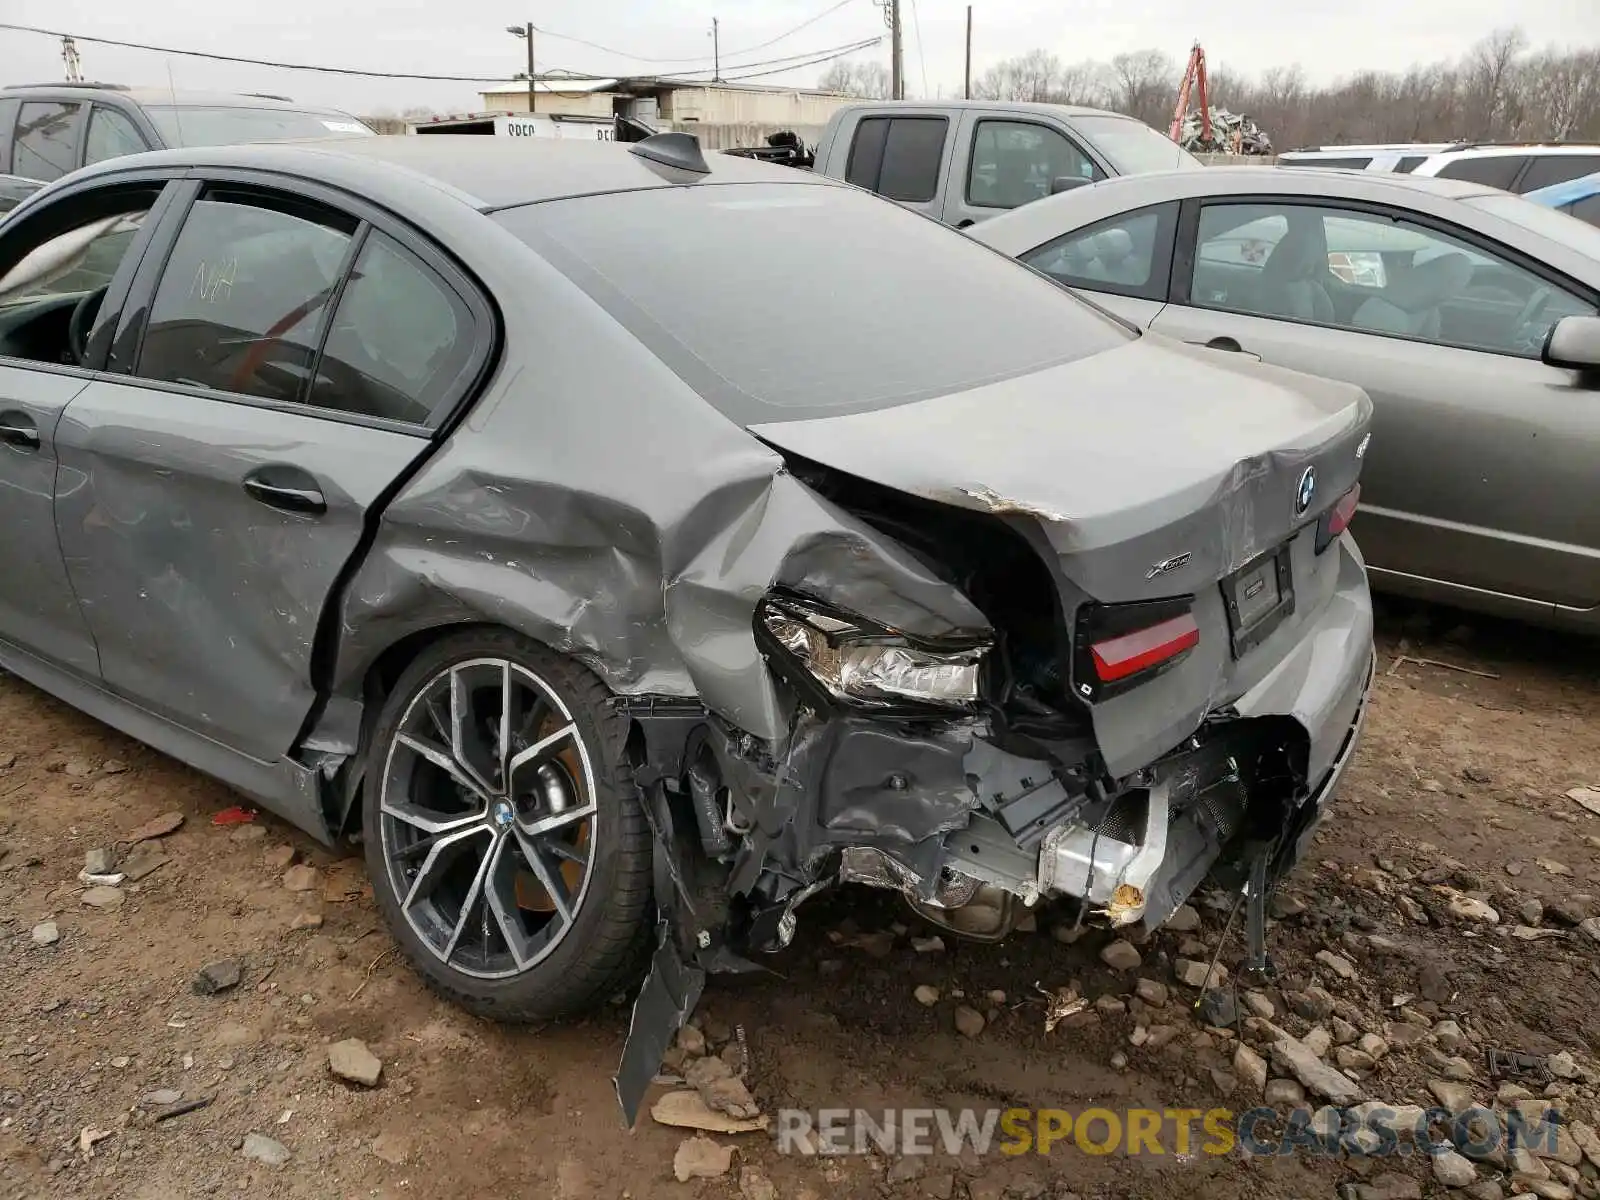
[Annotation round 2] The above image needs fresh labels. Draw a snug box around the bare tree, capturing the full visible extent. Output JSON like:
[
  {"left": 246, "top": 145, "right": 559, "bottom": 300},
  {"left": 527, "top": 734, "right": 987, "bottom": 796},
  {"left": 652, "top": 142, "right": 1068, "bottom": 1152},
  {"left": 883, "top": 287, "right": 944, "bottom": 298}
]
[
  {"left": 823, "top": 27, "right": 1600, "bottom": 145},
  {"left": 819, "top": 59, "right": 893, "bottom": 99}
]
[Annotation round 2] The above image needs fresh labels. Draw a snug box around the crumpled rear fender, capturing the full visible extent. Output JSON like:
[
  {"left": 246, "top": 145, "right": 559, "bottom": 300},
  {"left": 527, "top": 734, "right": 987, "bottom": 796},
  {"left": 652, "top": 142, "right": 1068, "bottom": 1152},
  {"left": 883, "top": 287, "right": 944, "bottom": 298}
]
[{"left": 327, "top": 382, "right": 989, "bottom": 748}]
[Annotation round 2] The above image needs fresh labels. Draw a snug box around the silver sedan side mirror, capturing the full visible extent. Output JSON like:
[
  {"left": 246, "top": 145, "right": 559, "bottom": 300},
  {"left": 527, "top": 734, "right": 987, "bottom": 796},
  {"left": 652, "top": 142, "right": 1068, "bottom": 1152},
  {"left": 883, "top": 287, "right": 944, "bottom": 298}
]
[{"left": 1543, "top": 314, "right": 1600, "bottom": 371}]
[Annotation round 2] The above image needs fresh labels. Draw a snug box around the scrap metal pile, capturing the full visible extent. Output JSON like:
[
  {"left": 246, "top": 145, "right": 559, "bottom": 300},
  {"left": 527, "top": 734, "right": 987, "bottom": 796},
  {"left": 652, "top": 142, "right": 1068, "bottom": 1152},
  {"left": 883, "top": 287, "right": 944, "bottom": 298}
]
[{"left": 1178, "top": 107, "right": 1274, "bottom": 155}]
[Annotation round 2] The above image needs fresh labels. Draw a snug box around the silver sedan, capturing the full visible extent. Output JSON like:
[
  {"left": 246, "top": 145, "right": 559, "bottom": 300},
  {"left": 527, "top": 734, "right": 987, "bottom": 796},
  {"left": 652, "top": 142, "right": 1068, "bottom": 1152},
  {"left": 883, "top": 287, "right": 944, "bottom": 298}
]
[{"left": 970, "top": 166, "right": 1600, "bottom": 633}]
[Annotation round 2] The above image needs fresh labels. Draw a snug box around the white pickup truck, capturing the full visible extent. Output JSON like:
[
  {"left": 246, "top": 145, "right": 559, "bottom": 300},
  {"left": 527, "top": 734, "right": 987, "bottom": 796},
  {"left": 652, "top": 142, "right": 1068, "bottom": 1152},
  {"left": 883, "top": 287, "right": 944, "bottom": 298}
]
[{"left": 801, "top": 100, "right": 1202, "bottom": 227}]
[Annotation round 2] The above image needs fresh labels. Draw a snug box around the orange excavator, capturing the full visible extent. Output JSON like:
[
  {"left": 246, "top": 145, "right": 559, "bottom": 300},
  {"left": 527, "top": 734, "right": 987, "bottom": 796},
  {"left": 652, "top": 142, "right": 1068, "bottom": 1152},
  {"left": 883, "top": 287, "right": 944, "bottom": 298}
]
[{"left": 1169, "top": 41, "right": 1211, "bottom": 146}]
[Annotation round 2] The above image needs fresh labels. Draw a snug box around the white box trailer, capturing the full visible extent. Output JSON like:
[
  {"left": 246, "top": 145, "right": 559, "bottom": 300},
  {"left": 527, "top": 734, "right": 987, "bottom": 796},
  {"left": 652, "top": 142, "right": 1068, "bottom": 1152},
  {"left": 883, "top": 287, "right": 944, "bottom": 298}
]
[{"left": 408, "top": 112, "right": 653, "bottom": 142}]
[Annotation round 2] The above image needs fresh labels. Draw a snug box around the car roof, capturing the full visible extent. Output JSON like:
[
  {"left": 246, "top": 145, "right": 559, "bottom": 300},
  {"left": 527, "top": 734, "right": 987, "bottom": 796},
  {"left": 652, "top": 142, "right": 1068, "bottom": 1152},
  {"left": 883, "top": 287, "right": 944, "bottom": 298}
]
[
  {"left": 834, "top": 99, "right": 1138, "bottom": 121},
  {"left": 4, "top": 84, "right": 355, "bottom": 114},
  {"left": 1421, "top": 144, "right": 1600, "bottom": 162},
  {"left": 66, "top": 134, "right": 829, "bottom": 211}
]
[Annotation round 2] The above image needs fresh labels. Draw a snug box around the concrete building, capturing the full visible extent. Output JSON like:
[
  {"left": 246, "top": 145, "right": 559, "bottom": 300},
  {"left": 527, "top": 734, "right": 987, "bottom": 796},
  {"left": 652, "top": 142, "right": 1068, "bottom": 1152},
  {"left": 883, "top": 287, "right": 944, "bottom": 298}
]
[{"left": 476, "top": 76, "right": 853, "bottom": 146}]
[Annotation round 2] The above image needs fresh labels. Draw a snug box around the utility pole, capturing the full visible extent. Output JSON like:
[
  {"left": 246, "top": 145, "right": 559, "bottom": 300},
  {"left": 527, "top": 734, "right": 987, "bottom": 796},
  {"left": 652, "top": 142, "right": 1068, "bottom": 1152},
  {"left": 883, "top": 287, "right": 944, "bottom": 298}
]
[
  {"left": 711, "top": 18, "right": 721, "bottom": 82},
  {"left": 890, "top": 0, "right": 903, "bottom": 100},
  {"left": 525, "top": 22, "right": 536, "bottom": 114},
  {"left": 964, "top": 7, "right": 972, "bottom": 100}
]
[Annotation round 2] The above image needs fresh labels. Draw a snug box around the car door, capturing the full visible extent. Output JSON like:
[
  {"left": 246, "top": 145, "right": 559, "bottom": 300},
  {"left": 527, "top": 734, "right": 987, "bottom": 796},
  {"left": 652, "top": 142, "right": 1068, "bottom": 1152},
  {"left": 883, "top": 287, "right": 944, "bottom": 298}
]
[
  {"left": 53, "top": 175, "right": 491, "bottom": 763},
  {"left": 1012, "top": 200, "right": 1179, "bottom": 326},
  {"left": 0, "top": 176, "right": 177, "bottom": 676},
  {"left": 1149, "top": 195, "right": 1600, "bottom": 613},
  {"left": 943, "top": 114, "right": 1103, "bottom": 227},
  {"left": 11, "top": 100, "right": 87, "bottom": 182}
]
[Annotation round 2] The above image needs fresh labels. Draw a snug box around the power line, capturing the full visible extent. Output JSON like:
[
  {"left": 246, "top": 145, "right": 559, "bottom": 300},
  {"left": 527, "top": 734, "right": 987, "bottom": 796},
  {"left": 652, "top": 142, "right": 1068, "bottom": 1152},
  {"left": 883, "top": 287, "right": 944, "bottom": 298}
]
[
  {"left": 533, "top": 0, "right": 859, "bottom": 66},
  {"left": 0, "top": 22, "right": 877, "bottom": 86}
]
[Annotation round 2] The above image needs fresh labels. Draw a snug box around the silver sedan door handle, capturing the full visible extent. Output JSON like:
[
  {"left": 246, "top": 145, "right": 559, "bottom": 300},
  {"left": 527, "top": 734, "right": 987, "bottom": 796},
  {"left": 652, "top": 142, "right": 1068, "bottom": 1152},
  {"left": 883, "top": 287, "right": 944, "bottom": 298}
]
[{"left": 0, "top": 409, "right": 40, "bottom": 451}]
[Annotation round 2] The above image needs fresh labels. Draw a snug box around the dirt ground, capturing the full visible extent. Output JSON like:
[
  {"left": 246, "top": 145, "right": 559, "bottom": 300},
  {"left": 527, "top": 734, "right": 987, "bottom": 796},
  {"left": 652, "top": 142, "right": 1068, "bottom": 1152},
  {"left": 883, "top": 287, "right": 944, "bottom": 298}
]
[{"left": 1, "top": 596, "right": 1598, "bottom": 1200}]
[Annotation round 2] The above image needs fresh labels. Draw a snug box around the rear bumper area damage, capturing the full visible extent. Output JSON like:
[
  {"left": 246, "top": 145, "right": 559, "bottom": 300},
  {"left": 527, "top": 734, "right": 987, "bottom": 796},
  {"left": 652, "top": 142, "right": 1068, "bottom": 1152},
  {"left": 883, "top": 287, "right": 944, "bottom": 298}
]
[{"left": 614, "top": 537, "right": 1374, "bottom": 1125}]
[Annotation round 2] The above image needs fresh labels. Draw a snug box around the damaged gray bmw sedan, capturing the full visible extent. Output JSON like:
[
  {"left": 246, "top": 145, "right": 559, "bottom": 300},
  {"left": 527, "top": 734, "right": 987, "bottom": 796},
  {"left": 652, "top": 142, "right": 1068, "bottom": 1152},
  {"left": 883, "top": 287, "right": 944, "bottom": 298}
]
[{"left": 0, "top": 133, "right": 1374, "bottom": 1120}]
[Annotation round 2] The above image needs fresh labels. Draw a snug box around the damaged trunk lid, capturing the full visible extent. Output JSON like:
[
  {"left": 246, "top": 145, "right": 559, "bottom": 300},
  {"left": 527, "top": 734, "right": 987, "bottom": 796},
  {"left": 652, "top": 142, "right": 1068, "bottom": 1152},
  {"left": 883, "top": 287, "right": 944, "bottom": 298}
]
[{"left": 752, "top": 336, "right": 1373, "bottom": 777}]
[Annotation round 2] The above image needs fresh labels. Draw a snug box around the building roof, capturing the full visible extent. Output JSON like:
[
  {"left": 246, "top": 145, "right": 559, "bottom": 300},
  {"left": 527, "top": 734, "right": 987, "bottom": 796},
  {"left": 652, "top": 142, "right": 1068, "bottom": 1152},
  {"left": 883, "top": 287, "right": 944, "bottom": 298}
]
[{"left": 76, "top": 133, "right": 827, "bottom": 210}]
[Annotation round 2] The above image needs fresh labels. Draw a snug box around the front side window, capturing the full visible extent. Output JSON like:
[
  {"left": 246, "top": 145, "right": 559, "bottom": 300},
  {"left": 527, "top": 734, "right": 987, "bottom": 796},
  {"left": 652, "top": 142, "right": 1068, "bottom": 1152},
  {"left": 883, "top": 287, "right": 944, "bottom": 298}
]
[
  {"left": 137, "top": 191, "right": 355, "bottom": 404},
  {"left": 13, "top": 102, "right": 83, "bottom": 182},
  {"left": 1021, "top": 202, "right": 1177, "bottom": 299},
  {"left": 85, "top": 107, "right": 150, "bottom": 165},
  {"left": 968, "top": 120, "right": 1094, "bottom": 210},
  {"left": 309, "top": 231, "right": 473, "bottom": 424},
  {"left": 1570, "top": 195, "right": 1600, "bottom": 227},
  {"left": 1189, "top": 200, "right": 1596, "bottom": 358}
]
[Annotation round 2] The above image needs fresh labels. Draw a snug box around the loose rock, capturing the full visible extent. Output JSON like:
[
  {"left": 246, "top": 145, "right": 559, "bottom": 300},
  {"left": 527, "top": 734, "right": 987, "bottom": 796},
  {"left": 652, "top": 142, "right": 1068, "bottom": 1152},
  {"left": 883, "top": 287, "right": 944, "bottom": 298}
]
[
  {"left": 910, "top": 935, "right": 946, "bottom": 954},
  {"left": 141, "top": 1089, "right": 183, "bottom": 1107},
  {"left": 673, "top": 1136, "right": 734, "bottom": 1182},
  {"left": 1135, "top": 979, "right": 1169, "bottom": 1007},
  {"left": 1316, "top": 950, "right": 1358, "bottom": 981},
  {"left": 1234, "top": 1044, "right": 1268, "bottom": 1094},
  {"left": 1433, "top": 1020, "right": 1465, "bottom": 1051},
  {"left": 1100, "top": 940, "right": 1142, "bottom": 971},
  {"left": 677, "top": 1026, "right": 707, "bottom": 1057},
  {"left": 264, "top": 846, "right": 296, "bottom": 872},
  {"left": 328, "top": 1038, "right": 382, "bottom": 1087},
  {"left": 121, "top": 847, "right": 168, "bottom": 881},
  {"left": 1174, "top": 958, "right": 1227, "bottom": 989},
  {"left": 1197, "top": 988, "right": 1238, "bottom": 1028},
  {"left": 1429, "top": 1078, "right": 1476, "bottom": 1112},
  {"left": 1166, "top": 905, "right": 1201, "bottom": 932},
  {"left": 193, "top": 959, "right": 243, "bottom": 995},
  {"left": 1270, "top": 1035, "right": 1367, "bottom": 1105},
  {"left": 914, "top": 985, "right": 940, "bottom": 1007},
  {"left": 289, "top": 911, "right": 323, "bottom": 931},
  {"left": 1242, "top": 991, "right": 1276, "bottom": 1019},
  {"left": 31, "top": 921, "right": 59, "bottom": 947},
  {"left": 739, "top": 1166, "right": 778, "bottom": 1200},
  {"left": 282, "top": 864, "right": 319, "bottom": 893},
  {"left": 954, "top": 1006, "right": 986, "bottom": 1038},
  {"left": 1287, "top": 986, "right": 1336, "bottom": 1021},
  {"left": 1361, "top": 1172, "right": 1423, "bottom": 1200},
  {"left": 126, "top": 812, "right": 184, "bottom": 843},
  {"left": 80, "top": 886, "right": 124, "bottom": 910},
  {"left": 84, "top": 848, "right": 116, "bottom": 874},
  {"left": 651, "top": 1090, "right": 767, "bottom": 1134},
  {"left": 242, "top": 1133, "right": 291, "bottom": 1167},
  {"left": 1446, "top": 892, "right": 1500, "bottom": 924},
  {"left": 1547, "top": 1051, "right": 1579, "bottom": 1081},
  {"left": 1264, "top": 1078, "right": 1306, "bottom": 1107},
  {"left": 1435, "top": 1149, "right": 1478, "bottom": 1187}
]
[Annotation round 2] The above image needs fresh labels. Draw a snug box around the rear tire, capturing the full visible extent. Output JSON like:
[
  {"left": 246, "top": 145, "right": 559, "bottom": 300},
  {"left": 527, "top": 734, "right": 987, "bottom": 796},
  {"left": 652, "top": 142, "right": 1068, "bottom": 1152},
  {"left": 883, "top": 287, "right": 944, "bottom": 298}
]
[{"left": 362, "top": 628, "right": 652, "bottom": 1020}]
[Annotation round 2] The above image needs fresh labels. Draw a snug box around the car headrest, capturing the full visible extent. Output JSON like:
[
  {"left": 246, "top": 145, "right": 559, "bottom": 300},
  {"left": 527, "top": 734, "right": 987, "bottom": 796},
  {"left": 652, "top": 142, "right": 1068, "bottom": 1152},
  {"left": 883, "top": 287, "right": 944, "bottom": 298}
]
[
  {"left": 1092, "top": 228, "right": 1134, "bottom": 263},
  {"left": 1387, "top": 252, "right": 1473, "bottom": 313}
]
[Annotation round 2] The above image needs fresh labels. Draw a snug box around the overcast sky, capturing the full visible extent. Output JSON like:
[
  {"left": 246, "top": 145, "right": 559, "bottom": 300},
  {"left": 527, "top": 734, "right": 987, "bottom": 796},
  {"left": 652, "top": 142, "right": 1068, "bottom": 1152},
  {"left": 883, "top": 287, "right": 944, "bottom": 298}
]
[{"left": 3, "top": 0, "right": 1597, "bottom": 116}]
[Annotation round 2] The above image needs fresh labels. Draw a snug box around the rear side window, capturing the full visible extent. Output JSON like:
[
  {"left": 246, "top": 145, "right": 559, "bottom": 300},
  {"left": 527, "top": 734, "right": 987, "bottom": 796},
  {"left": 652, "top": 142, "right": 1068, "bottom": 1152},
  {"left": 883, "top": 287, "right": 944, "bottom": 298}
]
[
  {"left": 1020, "top": 202, "right": 1178, "bottom": 301},
  {"left": 137, "top": 191, "right": 356, "bottom": 405},
  {"left": 844, "top": 116, "right": 946, "bottom": 202},
  {"left": 497, "top": 182, "right": 1130, "bottom": 423},
  {"left": 85, "top": 107, "right": 150, "bottom": 166},
  {"left": 1518, "top": 155, "right": 1600, "bottom": 194},
  {"left": 1394, "top": 155, "right": 1428, "bottom": 173},
  {"left": 13, "top": 102, "right": 83, "bottom": 181},
  {"left": 1436, "top": 155, "right": 1527, "bottom": 190},
  {"left": 310, "top": 231, "right": 474, "bottom": 424},
  {"left": 1571, "top": 195, "right": 1600, "bottom": 227}
]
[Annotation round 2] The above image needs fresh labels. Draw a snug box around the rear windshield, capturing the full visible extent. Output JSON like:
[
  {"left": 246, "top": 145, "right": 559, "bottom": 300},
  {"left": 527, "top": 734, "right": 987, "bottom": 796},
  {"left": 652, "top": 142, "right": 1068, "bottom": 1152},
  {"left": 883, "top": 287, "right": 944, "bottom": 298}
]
[
  {"left": 1071, "top": 115, "right": 1201, "bottom": 174},
  {"left": 494, "top": 182, "right": 1130, "bottom": 423},
  {"left": 144, "top": 106, "right": 373, "bottom": 147}
]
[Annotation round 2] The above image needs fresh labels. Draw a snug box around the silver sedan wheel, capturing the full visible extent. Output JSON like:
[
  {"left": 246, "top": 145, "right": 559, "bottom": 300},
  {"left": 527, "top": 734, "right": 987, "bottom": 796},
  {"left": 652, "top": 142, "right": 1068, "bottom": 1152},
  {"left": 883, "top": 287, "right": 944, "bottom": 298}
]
[{"left": 378, "top": 657, "right": 598, "bottom": 980}]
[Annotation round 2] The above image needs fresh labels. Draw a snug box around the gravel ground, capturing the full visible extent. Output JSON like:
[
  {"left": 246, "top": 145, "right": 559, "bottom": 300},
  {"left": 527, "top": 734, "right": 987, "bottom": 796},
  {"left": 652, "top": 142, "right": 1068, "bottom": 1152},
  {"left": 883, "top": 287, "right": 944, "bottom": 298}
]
[{"left": 1, "top": 597, "right": 1597, "bottom": 1200}]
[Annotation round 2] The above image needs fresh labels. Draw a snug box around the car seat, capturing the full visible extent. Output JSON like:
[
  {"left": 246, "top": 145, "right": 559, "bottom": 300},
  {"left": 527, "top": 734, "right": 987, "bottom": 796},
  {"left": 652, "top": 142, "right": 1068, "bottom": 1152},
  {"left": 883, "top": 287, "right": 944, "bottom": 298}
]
[
  {"left": 1351, "top": 252, "right": 1473, "bottom": 338},
  {"left": 1256, "top": 217, "right": 1335, "bottom": 322}
]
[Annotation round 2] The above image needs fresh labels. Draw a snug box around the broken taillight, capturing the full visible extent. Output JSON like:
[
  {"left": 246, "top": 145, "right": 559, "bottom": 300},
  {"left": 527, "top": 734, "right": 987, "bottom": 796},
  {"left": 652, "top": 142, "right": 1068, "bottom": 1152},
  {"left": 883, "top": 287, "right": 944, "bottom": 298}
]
[
  {"left": 1316, "top": 484, "right": 1361, "bottom": 553},
  {"left": 1074, "top": 596, "right": 1198, "bottom": 701}
]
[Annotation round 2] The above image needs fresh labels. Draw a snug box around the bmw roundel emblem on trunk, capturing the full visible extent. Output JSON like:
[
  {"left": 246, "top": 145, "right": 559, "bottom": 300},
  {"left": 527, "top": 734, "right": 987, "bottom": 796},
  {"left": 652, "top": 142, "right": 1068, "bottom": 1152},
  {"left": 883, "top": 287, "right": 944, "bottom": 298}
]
[{"left": 1295, "top": 466, "right": 1317, "bottom": 517}]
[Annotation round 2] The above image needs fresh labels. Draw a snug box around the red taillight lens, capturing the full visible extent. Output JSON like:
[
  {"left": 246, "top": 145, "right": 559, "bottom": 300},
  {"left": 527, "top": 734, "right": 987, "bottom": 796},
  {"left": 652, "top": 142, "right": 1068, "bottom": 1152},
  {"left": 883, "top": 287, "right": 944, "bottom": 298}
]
[
  {"left": 1090, "top": 612, "right": 1201, "bottom": 682},
  {"left": 1328, "top": 484, "right": 1360, "bottom": 537}
]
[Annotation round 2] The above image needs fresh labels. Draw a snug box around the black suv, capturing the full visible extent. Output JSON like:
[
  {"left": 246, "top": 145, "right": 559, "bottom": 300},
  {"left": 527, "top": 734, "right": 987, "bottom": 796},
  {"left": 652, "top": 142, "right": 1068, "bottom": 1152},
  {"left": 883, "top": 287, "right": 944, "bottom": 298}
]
[{"left": 1, "top": 83, "right": 374, "bottom": 184}]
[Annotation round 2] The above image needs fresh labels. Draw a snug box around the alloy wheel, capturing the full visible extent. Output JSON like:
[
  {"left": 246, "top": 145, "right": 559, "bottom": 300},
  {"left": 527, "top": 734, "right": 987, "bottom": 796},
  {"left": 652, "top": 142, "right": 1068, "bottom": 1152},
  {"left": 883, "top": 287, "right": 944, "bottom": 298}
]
[{"left": 378, "top": 657, "right": 598, "bottom": 980}]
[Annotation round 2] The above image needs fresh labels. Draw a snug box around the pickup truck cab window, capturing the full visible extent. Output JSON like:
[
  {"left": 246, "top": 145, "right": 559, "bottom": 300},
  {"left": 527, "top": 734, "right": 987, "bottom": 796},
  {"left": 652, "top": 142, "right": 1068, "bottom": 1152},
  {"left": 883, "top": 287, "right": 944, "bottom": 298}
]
[
  {"left": 967, "top": 119, "right": 1094, "bottom": 210},
  {"left": 844, "top": 116, "right": 948, "bottom": 203}
]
